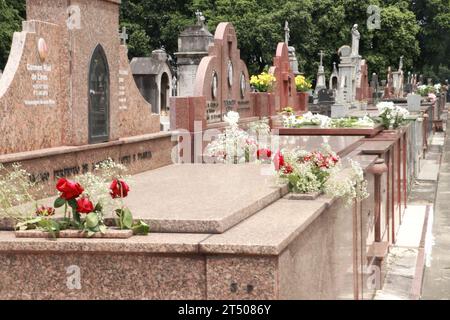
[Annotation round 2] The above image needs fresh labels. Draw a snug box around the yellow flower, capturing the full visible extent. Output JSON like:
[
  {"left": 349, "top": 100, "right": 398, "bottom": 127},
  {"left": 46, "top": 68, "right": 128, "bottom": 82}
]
[
  {"left": 295, "top": 75, "right": 312, "bottom": 92},
  {"left": 250, "top": 72, "right": 276, "bottom": 92}
]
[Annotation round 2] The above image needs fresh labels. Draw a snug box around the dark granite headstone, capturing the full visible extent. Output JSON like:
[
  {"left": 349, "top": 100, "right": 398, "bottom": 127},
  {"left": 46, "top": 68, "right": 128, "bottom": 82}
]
[{"left": 318, "top": 88, "right": 334, "bottom": 103}]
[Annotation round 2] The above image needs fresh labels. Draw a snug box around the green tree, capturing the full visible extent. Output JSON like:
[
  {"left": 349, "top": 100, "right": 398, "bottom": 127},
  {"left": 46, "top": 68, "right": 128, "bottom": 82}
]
[
  {"left": 411, "top": 0, "right": 450, "bottom": 82},
  {"left": 0, "top": 0, "right": 24, "bottom": 70}
]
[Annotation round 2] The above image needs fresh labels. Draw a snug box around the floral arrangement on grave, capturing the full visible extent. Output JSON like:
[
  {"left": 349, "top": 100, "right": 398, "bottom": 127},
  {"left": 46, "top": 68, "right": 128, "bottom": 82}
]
[
  {"left": 376, "top": 102, "right": 409, "bottom": 130},
  {"left": 250, "top": 72, "right": 276, "bottom": 92},
  {"left": 434, "top": 84, "right": 442, "bottom": 94},
  {"left": 282, "top": 111, "right": 375, "bottom": 129},
  {"left": 0, "top": 163, "right": 38, "bottom": 222},
  {"left": 295, "top": 75, "right": 312, "bottom": 92},
  {"left": 14, "top": 159, "right": 149, "bottom": 238},
  {"left": 428, "top": 92, "right": 437, "bottom": 103},
  {"left": 416, "top": 85, "right": 435, "bottom": 97},
  {"left": 275, "top": 145, "right": 368, "bottom": 205},
  {"left": 205, "top": 111, "right": 262, "bottom": 164}
]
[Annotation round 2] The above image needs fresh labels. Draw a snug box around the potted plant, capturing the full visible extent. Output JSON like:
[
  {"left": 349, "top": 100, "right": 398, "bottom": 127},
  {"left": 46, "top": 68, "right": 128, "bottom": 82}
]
[
  {"left": 251, "top": 72, "right": 277, "bottom": 115},
  {"left": 295, "top": 75, "right": 312, "bottom": 111}
]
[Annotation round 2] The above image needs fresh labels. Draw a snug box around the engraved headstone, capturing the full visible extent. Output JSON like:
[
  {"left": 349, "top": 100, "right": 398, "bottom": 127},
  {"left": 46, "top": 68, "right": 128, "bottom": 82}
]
[
  {"left": 193, "top": 23, "right": 251, "bottom": 123},
  {"left": 318, "top": 88, "right": 334, "bottom": 103},
  {"left": 0, "top": 0, "right": 159, "bottom": 154}
]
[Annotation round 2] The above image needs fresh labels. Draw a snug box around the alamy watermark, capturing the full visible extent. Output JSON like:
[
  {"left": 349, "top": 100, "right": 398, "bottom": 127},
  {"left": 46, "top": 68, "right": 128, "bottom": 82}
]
[
  {"left": 367, "top": 5, "right": 381, "bottom": 30},
  {"left": 66, "top": 265, "right": 81, "bottom": 290}
]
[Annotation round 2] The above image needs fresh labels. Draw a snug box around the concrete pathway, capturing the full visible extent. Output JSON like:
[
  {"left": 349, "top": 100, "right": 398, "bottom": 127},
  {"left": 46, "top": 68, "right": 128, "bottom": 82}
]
[
  {"left": 422, "top": 107, "right": 450, "bottom": 300},
  {"left": 375, "top": 108, "right": 448, "bottom": 300}
]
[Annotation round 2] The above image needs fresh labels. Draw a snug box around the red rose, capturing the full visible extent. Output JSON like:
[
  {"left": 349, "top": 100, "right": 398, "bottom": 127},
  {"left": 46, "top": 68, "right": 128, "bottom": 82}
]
[
  {"left": 257, "top": 148, "right": 272, "bottom": 160},
  {"left": 283, "top": 164, "right": 294, "bottom": 174},
  {"left": 110, "top": 179, "right": 130, "bottom": 199},
  {"left": 56, "top": 178, "right": 84, "bottom": 200},
  {"left": 76, "top": 197, "right": 94, "bottom": 214},
  {"left": 273, "top": 151, "right": 285, "bottom": 171}
]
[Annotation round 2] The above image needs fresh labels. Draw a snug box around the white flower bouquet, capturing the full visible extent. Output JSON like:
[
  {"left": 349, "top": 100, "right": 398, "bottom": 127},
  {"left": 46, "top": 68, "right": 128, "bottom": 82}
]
[{"left": 376, "top": 102, "right": 409, "bottom": 129}]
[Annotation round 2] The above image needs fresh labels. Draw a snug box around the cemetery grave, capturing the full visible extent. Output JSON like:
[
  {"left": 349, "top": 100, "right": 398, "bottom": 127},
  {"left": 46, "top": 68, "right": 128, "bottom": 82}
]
[{"left": 0, "top": 0, "right": 448, "bottom": 301}]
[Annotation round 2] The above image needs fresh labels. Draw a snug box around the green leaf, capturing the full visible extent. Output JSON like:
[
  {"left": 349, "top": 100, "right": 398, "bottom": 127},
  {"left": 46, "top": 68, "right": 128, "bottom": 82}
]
[
  {"left": 94, "top": 202, "right": 103, "bottom": 213},
  {"left": 132, "top": 220, "right": 150, "bottom": 235},
  {"left": 115, "top": 208, "right": 124, "bottom": 217},
  {"left": 54, "top": 197, "right": 66, "bottom": 208},
  {"left": 121, "top": 208, "right": 133, "bottom": 229},
  {"left": 86, "top": 212, "right": 99, "bottom": 229},
  {"left": 87, "top": 230, "right": 96, "bottom": 238},
  {"left": 68, "top": 199, "right": 78, "bottom": 210}
]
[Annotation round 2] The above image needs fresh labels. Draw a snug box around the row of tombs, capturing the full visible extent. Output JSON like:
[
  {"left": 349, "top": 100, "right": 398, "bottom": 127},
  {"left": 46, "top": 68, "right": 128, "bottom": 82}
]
[{"left": 0, "top": 0, "right": 448, "bottom": 300}]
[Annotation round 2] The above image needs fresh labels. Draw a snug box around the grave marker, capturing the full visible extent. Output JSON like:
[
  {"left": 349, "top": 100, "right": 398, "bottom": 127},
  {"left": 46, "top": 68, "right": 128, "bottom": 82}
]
[{"left": 193, "top": 22, "right": 251, "bottom": 123}]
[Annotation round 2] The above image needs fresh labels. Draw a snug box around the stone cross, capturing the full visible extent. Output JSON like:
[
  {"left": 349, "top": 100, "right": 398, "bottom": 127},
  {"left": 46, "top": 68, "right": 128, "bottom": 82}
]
[
  {"left": 195, "top": 10, "right": 205, "bottom": 27},
  {"left": 318, "top": 50, "right": 324, "bottom": 67},
  {"left": 284, "top": 21, "right": 290, "bottom": 45},
  {"left": 119, "top": 26, "right": 128, "bottom": 45}
]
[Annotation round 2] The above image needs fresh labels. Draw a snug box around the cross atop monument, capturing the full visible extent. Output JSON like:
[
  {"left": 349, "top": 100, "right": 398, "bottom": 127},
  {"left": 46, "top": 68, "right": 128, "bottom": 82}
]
[
  {"left": 119, "top": 26, "right": 128, "bottom": 45},
  {"left": 284, "top": 21, "right": 290, "bottom": 45},
  {"left": 195, "top": 10, "right": 205, "bottom": 27},
  {"left": 318, "top": 50, "right": 325, "bottom": 67}
]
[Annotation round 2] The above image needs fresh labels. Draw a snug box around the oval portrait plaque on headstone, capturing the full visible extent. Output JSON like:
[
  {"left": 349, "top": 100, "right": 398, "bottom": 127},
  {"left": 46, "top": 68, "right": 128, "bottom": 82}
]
[
  {"left": 227, "top": 60, "right": 233, "bottom": 87},
  {"left": 240, "top": 72, "right": 246, "bottom": 99},
  {"left": 211, "top": 71, "right": 218, "bottom": 100},
  {"left": 38, "top": 38, "right": 49, "bottom": 63}
]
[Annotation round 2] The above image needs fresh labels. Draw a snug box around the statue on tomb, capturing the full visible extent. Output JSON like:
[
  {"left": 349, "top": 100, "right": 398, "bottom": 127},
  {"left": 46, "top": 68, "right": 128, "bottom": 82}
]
[
  {"left": 419, "top": 74, "right": 424, "bottom": 85},
  {"left": 119, "top": 26, "right": 128, "bottom": 46},
  {"left": 399, "top": 56, "right": 404, "bottom": 71},
  {"left": 284, "top": 21, "right": 290, "bottom": 45},
  {"left": 384, "top": 67, "right": 394, "bottom": 98},
  {"left": 195, "top": 10, "right": 206, "bottom": 27},
  {"left": 351, "top": 24, "right": 360, "bottom": 56}
]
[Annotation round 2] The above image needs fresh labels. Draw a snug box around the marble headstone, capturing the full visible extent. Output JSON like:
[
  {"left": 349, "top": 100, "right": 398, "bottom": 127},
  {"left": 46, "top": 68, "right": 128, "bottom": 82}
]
[{"left": 407, "top": 94, "right": 421, "bottom": 112}]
